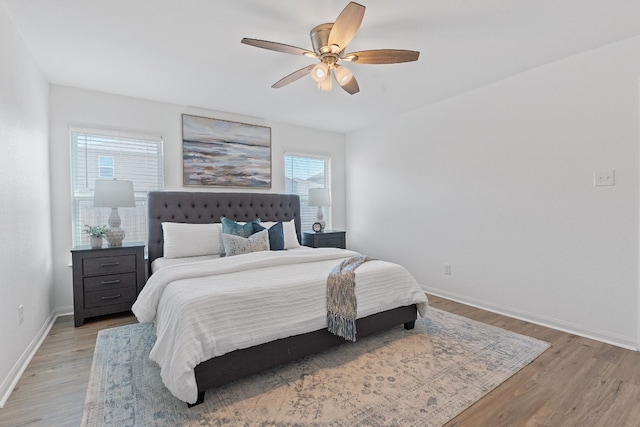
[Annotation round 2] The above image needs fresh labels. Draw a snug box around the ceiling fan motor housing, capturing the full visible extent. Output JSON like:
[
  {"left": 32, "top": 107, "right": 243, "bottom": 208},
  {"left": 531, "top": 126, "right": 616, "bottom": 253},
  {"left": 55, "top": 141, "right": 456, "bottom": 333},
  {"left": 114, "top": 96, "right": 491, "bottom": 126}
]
[{"left": 311, "top": 23, "right": 342, "bottom": 55}]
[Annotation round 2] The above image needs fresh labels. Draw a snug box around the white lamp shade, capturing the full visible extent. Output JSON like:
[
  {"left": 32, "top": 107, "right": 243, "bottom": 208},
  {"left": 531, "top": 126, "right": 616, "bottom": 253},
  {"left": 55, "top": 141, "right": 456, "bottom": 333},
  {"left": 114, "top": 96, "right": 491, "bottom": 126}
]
[
  {"left": 310, "top": 63, "right": 329, "bottom": 82},
  {"left": 308, "top": 188, "right": 330, "bottom": 207},
  {"left": 333, "top": 64, "right": 353, "bottom": 84},
  {"left": 93, "top": 179, "right": 136, "bottom": 208},
  {"left": 317, "top": 74, "right": 332, "bottom": 91}
]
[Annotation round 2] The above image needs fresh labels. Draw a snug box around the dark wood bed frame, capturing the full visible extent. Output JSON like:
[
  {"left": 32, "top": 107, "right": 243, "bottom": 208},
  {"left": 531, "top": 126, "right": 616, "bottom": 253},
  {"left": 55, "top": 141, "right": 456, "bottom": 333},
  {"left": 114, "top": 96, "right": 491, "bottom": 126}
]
[{"left": 146, "top": 191, "right": 417, "bottom": 406}]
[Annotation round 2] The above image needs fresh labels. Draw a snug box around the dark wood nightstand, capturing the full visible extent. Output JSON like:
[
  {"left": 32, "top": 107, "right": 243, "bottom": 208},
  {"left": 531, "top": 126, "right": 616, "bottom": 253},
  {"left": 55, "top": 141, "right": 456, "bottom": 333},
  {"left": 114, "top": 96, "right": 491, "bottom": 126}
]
[
  {"left": 71, "top": 244, "right": 145, "bottom": 327},
  {"left": 302, "top": 230, "right": 346, "bottom": 249}
]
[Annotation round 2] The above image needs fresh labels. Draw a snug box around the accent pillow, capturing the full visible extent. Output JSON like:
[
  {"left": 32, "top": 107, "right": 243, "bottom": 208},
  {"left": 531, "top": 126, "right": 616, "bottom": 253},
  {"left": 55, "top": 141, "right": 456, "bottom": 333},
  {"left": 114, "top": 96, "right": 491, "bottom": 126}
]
[
  {"left": 221, "top": 217, "right": 260, "bottom": 238},
  {"left": 221, "top": 229, "right": 269, "bottom": 257},
  {"left": 161, "top": 222, "right": 223, "bottom": 259},
  {"left": 253, "top": 222, "right": 285, "bottom": 251},
  {"left": 262, "top": 219, "right": 300, "bottom": 249}
]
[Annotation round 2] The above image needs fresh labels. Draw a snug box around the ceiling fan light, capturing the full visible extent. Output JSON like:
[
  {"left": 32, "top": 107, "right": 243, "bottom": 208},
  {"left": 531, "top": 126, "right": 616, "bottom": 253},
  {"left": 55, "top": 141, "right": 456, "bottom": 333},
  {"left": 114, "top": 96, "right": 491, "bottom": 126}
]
[
  {"left": 318, "top": 74, "right": 332, "bottom": 91},
  {"left": 310, "top": 63, "right": 329, "bottom": 82},
  {"left": 333, "top": 65, "right": 353, "bottom": 84}
]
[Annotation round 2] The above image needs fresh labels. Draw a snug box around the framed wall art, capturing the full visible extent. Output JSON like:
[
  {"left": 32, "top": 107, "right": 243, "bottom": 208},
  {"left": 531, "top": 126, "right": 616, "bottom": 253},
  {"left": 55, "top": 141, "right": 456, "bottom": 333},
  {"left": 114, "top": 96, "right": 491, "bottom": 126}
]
[{"left": 182, "top": 114, "right": 271, "bottom": 188}]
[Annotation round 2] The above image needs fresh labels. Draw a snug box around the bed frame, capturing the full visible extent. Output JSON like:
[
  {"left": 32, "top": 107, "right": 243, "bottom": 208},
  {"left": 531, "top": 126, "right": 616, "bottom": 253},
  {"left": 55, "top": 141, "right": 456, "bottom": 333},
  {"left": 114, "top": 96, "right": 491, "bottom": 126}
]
[{"left": 146, "top": 191, "right": 417, "bottom": 406}]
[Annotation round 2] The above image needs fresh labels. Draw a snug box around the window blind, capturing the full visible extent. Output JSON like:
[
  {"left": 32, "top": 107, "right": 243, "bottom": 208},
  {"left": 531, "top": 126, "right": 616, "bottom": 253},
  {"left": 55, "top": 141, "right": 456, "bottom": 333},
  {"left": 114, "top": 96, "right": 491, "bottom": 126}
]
[
  {"left": 70, "top": 128, "right": 164, "bottom": 247},
  {"left": 284, "top": 153, "right": 331, "bottom": 232}
]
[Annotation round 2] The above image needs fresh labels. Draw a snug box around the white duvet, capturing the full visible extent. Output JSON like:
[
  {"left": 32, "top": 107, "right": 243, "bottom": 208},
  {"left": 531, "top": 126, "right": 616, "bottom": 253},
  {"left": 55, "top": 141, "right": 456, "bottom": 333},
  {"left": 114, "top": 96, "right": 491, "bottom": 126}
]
[{"left": 132, "top": 247, "right": 429, "bottom": 403}]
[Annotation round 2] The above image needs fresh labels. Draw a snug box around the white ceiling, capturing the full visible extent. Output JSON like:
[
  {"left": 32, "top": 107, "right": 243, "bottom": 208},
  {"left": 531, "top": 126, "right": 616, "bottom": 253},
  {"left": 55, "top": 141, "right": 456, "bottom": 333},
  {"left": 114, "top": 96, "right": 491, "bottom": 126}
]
[{"left": 3, "top": 0, "right": 640, "bottom": 133}]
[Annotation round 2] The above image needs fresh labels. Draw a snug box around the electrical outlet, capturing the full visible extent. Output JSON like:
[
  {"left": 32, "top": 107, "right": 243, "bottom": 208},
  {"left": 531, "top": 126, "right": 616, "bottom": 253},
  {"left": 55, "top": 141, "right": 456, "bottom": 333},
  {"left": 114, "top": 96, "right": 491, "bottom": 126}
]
[
  {"left": 18, "top": 305, "right": 24, "bottom": 325},
  {"left": 444, "top": 263, "right": 451, "bottom": 275},
  {"left": 594, "top": 170, "right": 615, "bottom": 187}
]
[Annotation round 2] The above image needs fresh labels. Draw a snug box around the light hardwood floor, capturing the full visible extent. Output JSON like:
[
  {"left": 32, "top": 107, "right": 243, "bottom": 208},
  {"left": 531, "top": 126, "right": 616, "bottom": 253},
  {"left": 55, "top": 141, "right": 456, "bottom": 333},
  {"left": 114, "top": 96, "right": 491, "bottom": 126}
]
[
  {"left": 0, "top": 295, "right": 639, "bottom": 426},
  {"left": 0, "top": 313, "right": 137, "bottom": 427}
]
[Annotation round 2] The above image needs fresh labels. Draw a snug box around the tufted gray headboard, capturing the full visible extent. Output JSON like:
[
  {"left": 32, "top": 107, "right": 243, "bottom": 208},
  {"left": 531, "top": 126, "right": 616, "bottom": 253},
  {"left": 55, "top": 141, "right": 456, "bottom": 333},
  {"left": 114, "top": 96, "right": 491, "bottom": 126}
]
[{"left": 147, "top": 191, "right": 301, "bottom": 272}]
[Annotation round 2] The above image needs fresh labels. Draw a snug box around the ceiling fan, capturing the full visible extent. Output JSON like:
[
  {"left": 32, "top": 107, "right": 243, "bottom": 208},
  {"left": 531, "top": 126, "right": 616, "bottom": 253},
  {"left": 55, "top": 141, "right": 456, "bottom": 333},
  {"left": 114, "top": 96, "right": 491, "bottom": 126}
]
[{"left": 241, "top": 2, "right": 420, "bottom": 95}]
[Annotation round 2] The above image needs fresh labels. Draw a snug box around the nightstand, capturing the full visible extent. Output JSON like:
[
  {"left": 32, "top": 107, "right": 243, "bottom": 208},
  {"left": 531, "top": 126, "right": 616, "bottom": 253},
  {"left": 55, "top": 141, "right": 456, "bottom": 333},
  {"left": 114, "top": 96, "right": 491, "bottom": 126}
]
[
  {"left": 302, "top": 230, "right": 346, "bottom": 249},
  {"left": 71, "top": 244, "right": 145, "bottom": 327}
]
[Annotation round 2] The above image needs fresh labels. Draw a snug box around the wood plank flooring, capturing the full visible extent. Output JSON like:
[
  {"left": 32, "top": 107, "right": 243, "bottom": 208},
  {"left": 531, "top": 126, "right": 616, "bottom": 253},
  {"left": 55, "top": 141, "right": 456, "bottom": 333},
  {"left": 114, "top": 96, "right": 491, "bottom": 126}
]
[
  {"left": 0, "top": 295, "right": 639, "bottom": 426},
  {"left": 0, "top": 313, "right": 136, "bottom": 427},
  {"left": 430, "top": 296, "right": 640, "bottom": 427}
]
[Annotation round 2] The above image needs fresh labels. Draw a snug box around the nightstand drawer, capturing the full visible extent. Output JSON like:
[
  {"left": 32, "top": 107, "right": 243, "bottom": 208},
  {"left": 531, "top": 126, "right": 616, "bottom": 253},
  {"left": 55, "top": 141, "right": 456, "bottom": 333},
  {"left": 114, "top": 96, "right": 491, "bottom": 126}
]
[
  {"left": 315, "top": 236, "right": 343, "bottom": 248},
  {"left": 302, "top": 230, "right": 346, "bottom": 249},
  {"left": 83, "top": 272, "right": 137, "bottom": 293},
  {"left": 83, "top": 254, "right": 137, "bottom": 276},
  {"left": 84, "top": 287, "right": 137, "bottom": 309}
]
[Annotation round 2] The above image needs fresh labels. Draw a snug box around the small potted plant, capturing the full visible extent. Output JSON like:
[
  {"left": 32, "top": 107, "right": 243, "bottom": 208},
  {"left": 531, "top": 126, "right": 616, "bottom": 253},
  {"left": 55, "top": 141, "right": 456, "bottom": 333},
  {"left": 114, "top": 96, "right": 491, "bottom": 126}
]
[{"left": 84, "top": 225, "right": 110, "bottom": 249}]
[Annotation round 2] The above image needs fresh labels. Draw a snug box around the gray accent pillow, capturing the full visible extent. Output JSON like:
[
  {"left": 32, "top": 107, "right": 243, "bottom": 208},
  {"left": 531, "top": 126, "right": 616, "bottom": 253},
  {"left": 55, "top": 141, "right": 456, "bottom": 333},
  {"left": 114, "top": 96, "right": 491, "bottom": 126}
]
[{"left": 221, "top": 229, "right": 269, "bottom": 256}]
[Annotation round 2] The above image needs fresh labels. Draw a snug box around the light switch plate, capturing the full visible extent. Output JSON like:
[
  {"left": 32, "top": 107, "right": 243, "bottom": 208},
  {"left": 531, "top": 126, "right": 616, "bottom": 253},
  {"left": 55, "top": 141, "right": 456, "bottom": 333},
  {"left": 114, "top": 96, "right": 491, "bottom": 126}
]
[{"left": 594, "top": 170, "right": 615, "bottom": 187}]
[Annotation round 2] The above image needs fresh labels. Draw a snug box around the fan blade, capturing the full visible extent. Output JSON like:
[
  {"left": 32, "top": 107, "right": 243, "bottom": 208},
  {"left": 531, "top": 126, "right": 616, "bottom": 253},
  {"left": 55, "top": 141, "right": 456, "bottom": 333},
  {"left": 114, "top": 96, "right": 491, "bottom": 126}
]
[
  {"left": 241, "top": 38, "right": 316, "bottom": 57},
  {"left": 344, "top": 49, "right": 420, "bottom": 64},
  {"left": 337, "top": 72, "right": 359, "bottom": 95},
  {"left": 272, "top": 65, "right": 315, "bottom": 88},
  {"left": 327, "top": 2, "right": 365, "bottom": 52}
]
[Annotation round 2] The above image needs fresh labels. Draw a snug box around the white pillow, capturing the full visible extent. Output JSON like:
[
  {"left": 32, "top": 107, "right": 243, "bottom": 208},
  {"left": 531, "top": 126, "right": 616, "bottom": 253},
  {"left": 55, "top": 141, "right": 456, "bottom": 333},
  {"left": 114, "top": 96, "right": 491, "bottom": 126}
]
[
  {"left": 162, "top": 222, "right": 223, "bottom": 259},
  {"left": 262, "top": 219, "right": 300, "bottom": 249},
  {"left": 221, "top": 229, "right": 269, "bottom": 256}
]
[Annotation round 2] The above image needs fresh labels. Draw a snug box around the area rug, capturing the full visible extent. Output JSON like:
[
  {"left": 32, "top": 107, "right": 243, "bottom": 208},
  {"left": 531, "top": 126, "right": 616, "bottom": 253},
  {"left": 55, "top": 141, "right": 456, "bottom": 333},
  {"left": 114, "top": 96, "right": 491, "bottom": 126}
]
[{"left": 81, "top": 308, "right": 549, "bottom": 427}]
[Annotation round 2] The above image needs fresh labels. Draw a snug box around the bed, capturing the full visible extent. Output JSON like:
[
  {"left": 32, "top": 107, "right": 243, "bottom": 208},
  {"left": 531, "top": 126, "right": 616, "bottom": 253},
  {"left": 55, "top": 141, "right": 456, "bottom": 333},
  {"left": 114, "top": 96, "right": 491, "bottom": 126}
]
[{"left": 134, "top": 191, "right": 428, "bottom": 406}]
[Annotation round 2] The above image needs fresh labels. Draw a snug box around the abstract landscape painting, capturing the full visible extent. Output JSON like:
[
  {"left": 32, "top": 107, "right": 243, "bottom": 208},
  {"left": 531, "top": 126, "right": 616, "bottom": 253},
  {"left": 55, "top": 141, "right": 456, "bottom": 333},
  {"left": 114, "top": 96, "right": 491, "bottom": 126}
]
[{"left": 182, "top": 114, "right": 271, "bottom": 188}]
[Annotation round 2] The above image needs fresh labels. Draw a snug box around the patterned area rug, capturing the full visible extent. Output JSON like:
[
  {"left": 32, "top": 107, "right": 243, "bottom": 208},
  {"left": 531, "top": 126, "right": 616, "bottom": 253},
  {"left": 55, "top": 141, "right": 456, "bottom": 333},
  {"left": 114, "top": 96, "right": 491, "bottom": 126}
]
[{"left": 82, "top": 308, "right": 549, "bottom": 427}]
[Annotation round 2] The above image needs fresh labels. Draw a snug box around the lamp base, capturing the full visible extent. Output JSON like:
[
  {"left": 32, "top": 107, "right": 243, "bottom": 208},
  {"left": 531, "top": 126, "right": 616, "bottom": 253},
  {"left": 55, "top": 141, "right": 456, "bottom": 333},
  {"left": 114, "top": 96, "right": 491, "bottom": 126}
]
[
  {"left": 316, "top": 206, "right": 326, "bottom": 231},
  {"left": 106, "top": 208, "right": 125, "bottom": 247},
  {"left": 107, "top": 228, "right": 125, "bottom": 247}
]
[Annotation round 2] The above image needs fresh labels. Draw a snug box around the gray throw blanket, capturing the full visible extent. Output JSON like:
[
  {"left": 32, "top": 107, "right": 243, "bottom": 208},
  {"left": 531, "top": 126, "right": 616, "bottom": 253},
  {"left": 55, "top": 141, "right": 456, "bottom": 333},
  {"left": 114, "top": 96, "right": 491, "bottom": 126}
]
[{"left": 326, "top": 255, "right": 373, "bottom": 342}]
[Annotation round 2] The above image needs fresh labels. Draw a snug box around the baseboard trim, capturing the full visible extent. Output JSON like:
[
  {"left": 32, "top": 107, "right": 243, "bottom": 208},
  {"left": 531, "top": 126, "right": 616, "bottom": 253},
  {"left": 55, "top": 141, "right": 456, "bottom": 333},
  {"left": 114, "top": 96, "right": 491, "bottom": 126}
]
[
  {"left": 56, "top": 305, "right": 73, "bottom": 317},
  {"left": 0, "top": 307, "right": 69, "bottom": 408},
  {"left": 426, "top": 287, "right": 639, "bottom": 352}
]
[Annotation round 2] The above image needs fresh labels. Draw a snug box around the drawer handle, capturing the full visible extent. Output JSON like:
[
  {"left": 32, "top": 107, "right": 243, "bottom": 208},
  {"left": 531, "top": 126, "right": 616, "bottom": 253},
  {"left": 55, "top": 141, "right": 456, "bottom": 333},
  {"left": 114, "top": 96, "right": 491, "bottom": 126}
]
[
  {"left": 100, "top": 262, "right": 121, "bottom": 267},
  {"left": 101, "top": 294, "right": 121, "bottom": 300},
  {"left": 100, "top": 279, "right": 121, "bottom": 285}
]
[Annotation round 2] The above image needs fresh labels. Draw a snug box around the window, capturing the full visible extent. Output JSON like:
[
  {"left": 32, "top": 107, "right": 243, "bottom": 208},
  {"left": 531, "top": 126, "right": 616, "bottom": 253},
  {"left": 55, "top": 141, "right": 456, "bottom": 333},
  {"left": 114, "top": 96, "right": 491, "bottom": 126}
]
[
  {"left": 98, "top": 156, "right": 114, "bottom": 178},
  {"left": 70, "top": 128, "right": 164, "bottom": 247},
  {"left": 284, "top": 153, "right": 331, "bottom": 231}
]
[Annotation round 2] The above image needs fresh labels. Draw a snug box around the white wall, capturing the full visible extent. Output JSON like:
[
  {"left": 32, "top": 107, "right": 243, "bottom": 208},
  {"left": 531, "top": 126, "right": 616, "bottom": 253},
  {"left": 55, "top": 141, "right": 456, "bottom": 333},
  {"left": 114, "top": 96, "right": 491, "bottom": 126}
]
[
  {"left": 346, "top": 36, "right": 640, "bottom": 350},
  {"left": 49, "top": 85, "right": 346, "bottom": 309},
  {"left": 0, "top": 6, "right": 53, "bottom": 406}
]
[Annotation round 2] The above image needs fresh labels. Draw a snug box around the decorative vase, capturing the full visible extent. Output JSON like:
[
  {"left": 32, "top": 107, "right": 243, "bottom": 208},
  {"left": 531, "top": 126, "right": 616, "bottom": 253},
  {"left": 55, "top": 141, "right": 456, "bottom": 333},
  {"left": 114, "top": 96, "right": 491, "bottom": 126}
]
[{"left": 90, "top": 236, "right": 103, "bottom": 249}]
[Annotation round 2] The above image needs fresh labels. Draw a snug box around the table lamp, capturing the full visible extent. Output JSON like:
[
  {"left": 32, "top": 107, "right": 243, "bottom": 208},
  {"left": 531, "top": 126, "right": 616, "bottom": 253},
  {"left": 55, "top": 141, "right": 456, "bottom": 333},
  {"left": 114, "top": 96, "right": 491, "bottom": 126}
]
[
  {"left": 308, "top": 188, "right": 330, "bottom": 232},
  {"left": 93, "top": 179, "right": 135, "bottom": 247}
]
